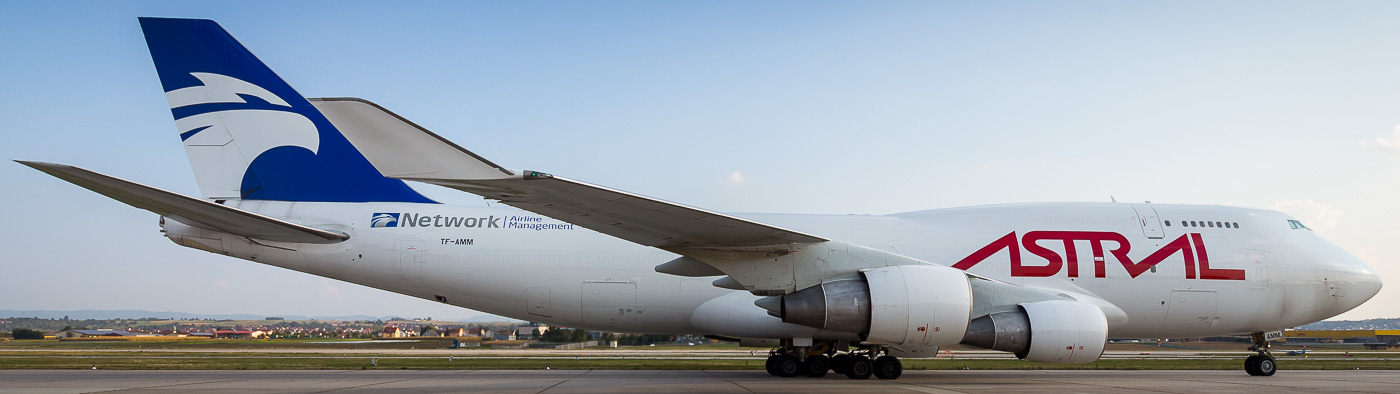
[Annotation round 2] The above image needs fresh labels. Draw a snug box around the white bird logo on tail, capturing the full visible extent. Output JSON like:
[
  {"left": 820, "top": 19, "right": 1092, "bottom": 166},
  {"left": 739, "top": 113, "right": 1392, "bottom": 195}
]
[{"left": 163, "top": 72, "right": 321, "bottom": 199}]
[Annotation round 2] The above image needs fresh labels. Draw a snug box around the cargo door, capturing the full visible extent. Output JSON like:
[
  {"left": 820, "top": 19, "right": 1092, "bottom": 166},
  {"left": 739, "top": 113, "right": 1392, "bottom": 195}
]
[
  {"left": 1162, "top": 289, "right": 1219, "bottom": 331},
  {"left": 581, "top": 281, "right": 637, "bottom": 327}
]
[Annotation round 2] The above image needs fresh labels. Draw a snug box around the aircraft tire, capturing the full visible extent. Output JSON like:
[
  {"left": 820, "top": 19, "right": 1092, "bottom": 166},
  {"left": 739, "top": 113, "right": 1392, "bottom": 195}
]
[
  {"left": 775, "top": 355, "right": 802, "bottom": 378},
  {"left": 765, "top": 355, "right": 779, "bottom": 376},
  {"left": 873, "top": 356, "right": 902, "bottom": 380},
  {"left": 1244, "top": 355, "right": 1259, "bottom": 376},
  {"left": 801, "top": 355, "right": 829, "bottom": 377},
  {"left": 1255, "top": 356, "right": 1277, "bottom": 377},
  {"left": 844, "top": 356, "right": 873, "bottom": 379}
]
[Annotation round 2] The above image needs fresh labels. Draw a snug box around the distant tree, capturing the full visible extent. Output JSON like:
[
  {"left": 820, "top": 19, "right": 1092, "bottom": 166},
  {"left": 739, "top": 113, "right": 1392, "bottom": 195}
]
[
  {"left": 540, "top": 328, "right": 565, "bottom": 342},
  {"left": 60, "top": 326, "right": 72, "bottom": 332},
  {"left": 570, "top": 329, "right": 586, "bottom": 343},
  {"left": 12, "top": 328, "right": 44, "bottom": 340}
]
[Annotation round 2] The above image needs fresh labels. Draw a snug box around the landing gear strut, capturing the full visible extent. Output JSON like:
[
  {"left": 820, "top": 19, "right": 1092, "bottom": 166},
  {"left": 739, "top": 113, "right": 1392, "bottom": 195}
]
[
  {"left": 763, "top": 341, "right": 903, "bottom": 380},
  {"left": 1244, "top": 332, "right": 1277, "bottom": 377}
]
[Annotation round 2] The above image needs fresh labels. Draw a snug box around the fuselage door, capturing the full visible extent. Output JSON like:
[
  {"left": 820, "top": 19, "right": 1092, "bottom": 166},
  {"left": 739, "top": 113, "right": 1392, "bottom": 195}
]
[
  {"left": 1247, "top": 253, "right": 1269, "bottom": 290},
  {"left": 1132, "top": 206, "right": 1165, "bottom": 239},
  {"left": 396, "top": 238, "right": 425, "bottom": 280}
]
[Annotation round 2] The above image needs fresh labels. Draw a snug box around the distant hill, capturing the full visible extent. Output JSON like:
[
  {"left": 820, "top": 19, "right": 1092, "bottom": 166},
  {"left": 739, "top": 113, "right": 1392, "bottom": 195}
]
[
  {"left": 0, "top": 309, "right": 519, "bottom": 323},
  {"left": 1298, "top": 318, "right": 1400, "bottom": 330}
]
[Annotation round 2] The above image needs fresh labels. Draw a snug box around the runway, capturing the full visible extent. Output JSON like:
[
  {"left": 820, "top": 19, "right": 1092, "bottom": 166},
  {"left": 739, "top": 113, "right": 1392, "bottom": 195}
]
[{"left": 1, "top": 369, "right": 1396, "bottom": 393}]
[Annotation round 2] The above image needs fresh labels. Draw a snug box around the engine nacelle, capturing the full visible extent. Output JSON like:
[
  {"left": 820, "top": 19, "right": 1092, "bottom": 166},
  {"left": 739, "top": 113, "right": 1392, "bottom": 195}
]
[
  {"left": 779, "top": 265, "right": 972, "bottom": 347},
  {"left": 961, "top": 300, "right": 1108, "bottom": 363}
]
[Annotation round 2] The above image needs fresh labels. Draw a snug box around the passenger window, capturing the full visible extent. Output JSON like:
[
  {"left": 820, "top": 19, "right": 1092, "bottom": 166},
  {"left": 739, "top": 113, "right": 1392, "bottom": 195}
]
[
  {"left": 1165, "top": 221, "right": 1171, "bottom": 226},
  {"left": 1232, "top": 222, "right": 1239, "bottom": 228},
  {"left": 1191, "top": 221, "right": 1198, "bottom": 227},
  {"left": 1215, "top": 221, "right": 1222, "bottom": 228},
  {"left": 1208, "top": 222, "right": 1215, "bottom": 228}
]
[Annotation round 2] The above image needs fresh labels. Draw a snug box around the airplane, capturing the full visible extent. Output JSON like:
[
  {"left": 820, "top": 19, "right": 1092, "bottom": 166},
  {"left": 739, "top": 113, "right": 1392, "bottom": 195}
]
[{"left": 18, "top": 17, "right": 1382, "bottom": 379}]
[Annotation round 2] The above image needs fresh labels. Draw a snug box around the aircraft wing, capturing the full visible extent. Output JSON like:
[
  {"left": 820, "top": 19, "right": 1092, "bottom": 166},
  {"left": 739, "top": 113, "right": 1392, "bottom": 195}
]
[
  {"left": 17, "top": 161, "right": 348, "bottom": 244},
  {"left": 314, "top": 98, "right": 827, "bottom": 250}
]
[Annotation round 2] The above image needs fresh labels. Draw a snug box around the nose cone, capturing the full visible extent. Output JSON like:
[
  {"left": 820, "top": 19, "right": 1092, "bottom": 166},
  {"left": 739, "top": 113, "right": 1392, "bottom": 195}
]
[
  {"left": 1355, "top": 267, "right": 1383, "bottom": 304},
  {"left": 1338, "top": 256, "right": 1383, "bottom": 313}
]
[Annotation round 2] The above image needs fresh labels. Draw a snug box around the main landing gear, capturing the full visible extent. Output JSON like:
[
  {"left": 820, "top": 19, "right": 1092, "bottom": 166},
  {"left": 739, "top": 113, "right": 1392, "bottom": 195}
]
[
  {"left": 763, "top": 340, "right": 903, "bottom": 380},
  {"left": 1244, "top": 332, "right": 1277, "bottom": 377}
]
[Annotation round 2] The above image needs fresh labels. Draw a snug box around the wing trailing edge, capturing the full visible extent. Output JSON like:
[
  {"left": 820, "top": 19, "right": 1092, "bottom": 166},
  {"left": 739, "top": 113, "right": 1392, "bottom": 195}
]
[{"left": 313, "top": 97, "right": 827, "bottom": 251}]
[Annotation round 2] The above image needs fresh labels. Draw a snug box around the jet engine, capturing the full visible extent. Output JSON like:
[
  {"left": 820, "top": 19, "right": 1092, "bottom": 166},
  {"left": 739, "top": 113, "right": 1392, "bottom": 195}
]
[
  {"left": 778, "top": 265, "right": 973, "bottom": 347},
  {"left": 961, "top": 300, "right": 1108, "bottom": 363}
]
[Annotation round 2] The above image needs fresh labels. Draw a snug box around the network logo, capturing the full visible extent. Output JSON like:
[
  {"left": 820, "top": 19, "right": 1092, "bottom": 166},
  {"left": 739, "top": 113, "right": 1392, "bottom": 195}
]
[{"left": 371, "top": 213, "right": 400, "bottom": 228}]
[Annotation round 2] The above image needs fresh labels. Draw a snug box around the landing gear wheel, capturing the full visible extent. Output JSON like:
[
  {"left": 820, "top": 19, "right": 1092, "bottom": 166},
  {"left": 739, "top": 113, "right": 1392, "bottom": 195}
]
[
  {"left": 1245, "top": 332, "right": 1278, "bottom": 377},
  {"left": 775, "top": 355, "right": 801, "bottom": 378},
  {"left": 844, "top": 356, "right": 873, "bottom": 379},
  {"left": 765, "top": 355, "right": 779, "bottom": 376},
  {"left": 873, "top": 356, "right": 902, "bottom": 380},
  {"left": 830, "top": 354, "right": 850, "bottom": 374},
  {"left": 1245, "top": 355, "right": 1276, "bottom": 377},
  {"left": 801, "top": 355, "right": 829, "bottom": 377}
]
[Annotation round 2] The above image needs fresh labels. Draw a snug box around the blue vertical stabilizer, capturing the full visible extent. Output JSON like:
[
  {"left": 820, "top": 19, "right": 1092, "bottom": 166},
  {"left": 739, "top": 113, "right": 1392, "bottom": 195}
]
[{"left": 140, "top": 17, "right": 434, "bottom": 203}]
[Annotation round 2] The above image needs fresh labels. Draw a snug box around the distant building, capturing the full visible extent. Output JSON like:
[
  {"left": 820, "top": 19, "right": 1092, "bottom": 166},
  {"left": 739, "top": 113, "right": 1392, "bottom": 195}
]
[
  {"left": 492, "top": 331, "right": 517, "bottom": 341},
  {"left": 381, "top": 326, "right": 408, "bottom": 338},
  {"left": 514, "top": 326, "right": 544, "bottom": 339},
  {"left": 214, "top": 330, "right": 266, "bottom": 339},
  {"left": 440, "top": 328, "right": 467, "bottom": 337},
  {"left": 1285, "top": 330, "right": 1400, "bottom": 349}
]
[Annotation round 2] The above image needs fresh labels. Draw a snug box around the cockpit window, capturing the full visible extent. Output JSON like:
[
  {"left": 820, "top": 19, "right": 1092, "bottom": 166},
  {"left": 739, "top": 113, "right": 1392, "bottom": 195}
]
[{"left": 1287, "top": 220, "right": 1311, "bottom": 230}]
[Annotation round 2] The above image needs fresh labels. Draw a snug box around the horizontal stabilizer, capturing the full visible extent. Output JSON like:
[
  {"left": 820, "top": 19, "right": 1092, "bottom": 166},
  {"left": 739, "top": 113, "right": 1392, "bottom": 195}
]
[
  {"left": 17, "top": 161, "right": 347, "bottom": 244},
  {"left": 315, "top": 97, "right": 826, "bottom": 250}
]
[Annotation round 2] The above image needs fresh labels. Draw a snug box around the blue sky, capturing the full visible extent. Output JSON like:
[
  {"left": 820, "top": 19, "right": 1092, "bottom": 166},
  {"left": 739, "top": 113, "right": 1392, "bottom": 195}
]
[{"left": 2, "top": 1, "right": 1398, "bottom": 321}]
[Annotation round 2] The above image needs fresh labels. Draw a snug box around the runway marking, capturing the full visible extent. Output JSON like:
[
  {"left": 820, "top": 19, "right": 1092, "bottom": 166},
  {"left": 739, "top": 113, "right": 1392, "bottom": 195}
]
[
  {"left": 94, "top": 378, "right": 242, "bottom": 393},
  {"left": 311, "top": 378, "right": 412, "bottom": 393},
  {"left": 1175, "top": 374, "right": 1396, "bottom": 394},
  {"left": 1025, "top": 377, "right": 1178, "bottom": 393},
  {"left": 535, "top": 369, "right": 593, "bottom": 393},
  {"left": 703, "top": 369, "right": 757, "bottom": 393}
]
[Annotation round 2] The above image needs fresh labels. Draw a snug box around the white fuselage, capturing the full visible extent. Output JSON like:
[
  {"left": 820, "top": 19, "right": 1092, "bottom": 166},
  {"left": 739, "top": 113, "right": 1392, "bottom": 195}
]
[{"left": 161, "top": 200, "right": 1381, "bottom": 340}]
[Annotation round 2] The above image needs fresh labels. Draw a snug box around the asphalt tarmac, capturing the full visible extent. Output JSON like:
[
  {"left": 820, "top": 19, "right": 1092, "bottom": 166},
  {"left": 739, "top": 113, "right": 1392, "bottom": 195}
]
[{"left": 1, "top": 369, "right": 1396, "bottom": 393}]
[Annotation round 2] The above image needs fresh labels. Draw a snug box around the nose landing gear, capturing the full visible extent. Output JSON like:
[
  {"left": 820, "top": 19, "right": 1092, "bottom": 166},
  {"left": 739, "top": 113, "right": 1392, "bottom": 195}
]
[{"left": 1244, "top": 332, "right": 1277, "bottom": 377}]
